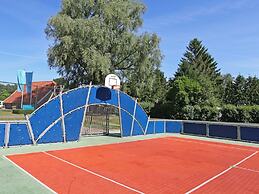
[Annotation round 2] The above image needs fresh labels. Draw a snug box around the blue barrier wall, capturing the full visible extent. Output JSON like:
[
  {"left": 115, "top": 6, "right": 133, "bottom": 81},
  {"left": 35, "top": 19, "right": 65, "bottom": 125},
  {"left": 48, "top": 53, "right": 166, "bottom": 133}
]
[
  {"left": 8, "top": 124, "right": 32, "bottom": 146},
  {"left": 240, "top": 127, "right": 259, "bottom": 142},
  {"left": 0, "top": 124, "right": 5, "bottom": 147},
  {"left": 166, "top": 121, "right": 182, "bottom": 133},
  {"left": 146, "top": 121, "right": 155, "bottom": 135},
  {"left": 183, "top": 123, "right": 207, "bottom": 136},
  {"left": 182, "top": 121, "right": 259, "bottom": 143},
  {"left": 209, "top": 125, "right": 237, "bottom": 139},
  {"left": 155, "top": 121, "right": 164, "bottom": 134}
]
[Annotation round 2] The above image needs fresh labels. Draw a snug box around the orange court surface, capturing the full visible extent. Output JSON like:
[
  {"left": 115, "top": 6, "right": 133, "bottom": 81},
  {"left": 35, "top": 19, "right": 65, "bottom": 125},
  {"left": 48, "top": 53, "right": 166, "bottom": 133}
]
[{"left": 4, "top": 136, "right": 259, "bottom": 194}]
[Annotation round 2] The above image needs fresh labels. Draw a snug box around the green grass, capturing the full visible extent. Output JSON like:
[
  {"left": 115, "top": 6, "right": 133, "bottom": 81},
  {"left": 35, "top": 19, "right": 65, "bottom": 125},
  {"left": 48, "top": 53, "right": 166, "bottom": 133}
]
[
  {"left": 84, "top": 114, "right": 121, "bottom": 130},
  {"left": 0, "top": 110, "right": 26, "bottom": 121}
]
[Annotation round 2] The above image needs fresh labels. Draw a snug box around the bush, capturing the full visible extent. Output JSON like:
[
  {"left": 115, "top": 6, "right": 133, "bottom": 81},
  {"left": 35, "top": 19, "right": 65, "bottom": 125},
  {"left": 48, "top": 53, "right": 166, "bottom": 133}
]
[
  {"left": 150, "top": 102, "right": 174, "bottom": 119},
  {"left": 250, "top": 106, "right": 259, "bottom": 123},
  {"left": 200, "top": 106, "right": 220, "bottom": 121},
  {"left": 236, "top": 106, "right": 252, "bottom": 123},
  {"left": 150, "top": 101, "right": 259, "bottom": 123},
  {"left": 220, "top": 105, "right": 239, "bottom": 122},
  {"left": 220, "top": 105, "right": 259, "bottom": 123},
  {"left": 12, "top": 109, "right": 34, "bottom": 115},
  {"left": 181, "top": 105, "right": 195, "bottom": 120}
]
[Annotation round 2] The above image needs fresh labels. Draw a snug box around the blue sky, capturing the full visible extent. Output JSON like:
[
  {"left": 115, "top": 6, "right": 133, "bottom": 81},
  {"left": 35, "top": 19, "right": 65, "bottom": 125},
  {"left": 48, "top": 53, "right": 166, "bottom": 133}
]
[{"left": 0, "top": 0, "right": 258, "bottom": 83}]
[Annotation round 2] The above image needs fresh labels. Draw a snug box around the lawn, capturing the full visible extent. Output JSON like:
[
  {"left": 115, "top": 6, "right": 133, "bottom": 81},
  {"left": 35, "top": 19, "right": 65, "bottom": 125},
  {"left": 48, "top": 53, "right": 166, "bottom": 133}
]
[{"left": 0, "top": 110, "right": 26, "bottom": 121}]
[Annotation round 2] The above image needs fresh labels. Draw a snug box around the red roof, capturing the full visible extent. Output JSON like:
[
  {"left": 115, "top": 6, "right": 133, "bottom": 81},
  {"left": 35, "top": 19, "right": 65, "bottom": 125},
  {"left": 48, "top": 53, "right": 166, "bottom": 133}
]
[{"left": 4, "top": 81, "right": 56, "bottom": 106}]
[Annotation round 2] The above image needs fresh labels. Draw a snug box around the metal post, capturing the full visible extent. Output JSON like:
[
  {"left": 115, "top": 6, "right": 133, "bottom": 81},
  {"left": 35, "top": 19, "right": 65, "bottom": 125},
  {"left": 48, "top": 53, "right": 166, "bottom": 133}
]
[
  {"left": 4, "top": 123, "right": 10, "bottom": 148},
  {"left": 21, "top": 88, "right": 24, "bottom": 109},
  {"left": 237, "top": 125, "right": 241, "bottom": 140},
  {"left": 26, "top": 115, "right": 36, "bottom": 145},
  {"left": 79, "top": 82, "right": 92, "bottom": 140},
  {"left": 154, "top": 121, "right": 156, "bottom": 134},
  {"left": 117, "top": 90, "right": 123, "bottom": 137},
  {"left": 181, "top": 121, "right": 184, "bottom": 134},
  {"left": 130, "top": 98, "right": 138, "bottom": 136},
  {"left": 59, "top": 93, "right": 66, "bottom": 142},
  {"left": 144, "top": 116, "right": 150, "bottom": 135},
  {"left": 206, "top": 123, "right": 209, "bottom": 137}
]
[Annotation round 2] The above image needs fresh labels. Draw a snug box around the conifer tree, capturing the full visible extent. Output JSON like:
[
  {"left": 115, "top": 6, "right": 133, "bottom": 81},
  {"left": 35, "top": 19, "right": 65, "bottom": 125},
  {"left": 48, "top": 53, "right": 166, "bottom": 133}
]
[{"left": 175, "top": 38, "right": 221, "bottom": 83}]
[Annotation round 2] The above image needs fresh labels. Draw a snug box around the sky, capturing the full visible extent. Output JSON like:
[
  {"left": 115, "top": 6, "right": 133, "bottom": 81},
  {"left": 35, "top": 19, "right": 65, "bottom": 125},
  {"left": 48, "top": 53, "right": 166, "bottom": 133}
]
[{"left": 0, "top": 0, "right": 258, "bottom": 83}]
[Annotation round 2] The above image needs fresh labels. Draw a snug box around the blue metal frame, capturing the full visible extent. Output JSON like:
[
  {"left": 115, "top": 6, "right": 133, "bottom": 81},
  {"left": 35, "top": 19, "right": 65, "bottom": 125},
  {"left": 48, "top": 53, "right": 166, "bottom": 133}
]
[{"left": 1, "top": 85, "right": 167, "bottom": 147}]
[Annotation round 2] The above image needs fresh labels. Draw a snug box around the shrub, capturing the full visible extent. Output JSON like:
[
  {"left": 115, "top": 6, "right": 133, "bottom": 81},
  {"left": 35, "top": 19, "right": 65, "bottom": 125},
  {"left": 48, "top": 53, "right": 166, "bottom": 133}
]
[
  {"left": 150, "top": 102, "right": 174, "bottom": 119},
  {"left": 200, "top": 106, "right": 220, "bottom": 121},
  {"left": 250, "top": 106, "right": 259, "bottom": 123},
  {"left": 236, "top": 106, "right": 252, "bottom": 123},
  {"left": 182, "top": 105, "right": 195, "bottom": 120},
  {"left": 220, "top": 105, "right": 259, "bottom": 123},
  {"left": 220, "top": 104, "right": 239, "bottom": 122},
  {"left": 12, "top": 109, "right": 34, "bottom": 115}
]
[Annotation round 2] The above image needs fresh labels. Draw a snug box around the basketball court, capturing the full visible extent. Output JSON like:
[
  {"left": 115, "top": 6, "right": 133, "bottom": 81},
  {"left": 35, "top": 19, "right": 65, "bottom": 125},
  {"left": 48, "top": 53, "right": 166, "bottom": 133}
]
[{"left": 3, "top": 136, "right": 259, "bottom": 194}]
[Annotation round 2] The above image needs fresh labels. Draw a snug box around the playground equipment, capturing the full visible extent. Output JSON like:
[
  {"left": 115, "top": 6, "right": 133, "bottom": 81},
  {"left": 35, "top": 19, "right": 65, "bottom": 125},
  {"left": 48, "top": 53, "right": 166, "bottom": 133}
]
[{"left": 0, "top": 85, "right": 181, "bottom": 147}]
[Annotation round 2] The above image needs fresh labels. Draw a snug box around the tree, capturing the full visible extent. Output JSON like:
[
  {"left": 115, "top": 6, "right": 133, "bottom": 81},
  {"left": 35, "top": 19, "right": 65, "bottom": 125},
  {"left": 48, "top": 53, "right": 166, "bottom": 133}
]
[
  {"left": 166, "top": 76, "right": 204, "bottom": 118},
  {"left": 232, "top": 75, "right": 247, "bottom": 105},
  {"left": 221, "top": 74, "right": 234, "bottom": 104},
  {"left": 171, "top": 38, "right": 221, "bottom": 108},
  {"left": 45, "top": 0, "right": 162, "bottom": 88},
  {"left": 245, "top": 76, "right": 259, "bottom": 105},
  {"left": 0, "top": 84, "right": 16, "bottom": 101},
  {"left": 175, "top": 38, "right": 221, "bottom": 83},
  {"left": 123, "top": 69, "right": 168, "bottom": 112},
  {"left": 0, "top": 89, "right": 11, "bottom": 101}
]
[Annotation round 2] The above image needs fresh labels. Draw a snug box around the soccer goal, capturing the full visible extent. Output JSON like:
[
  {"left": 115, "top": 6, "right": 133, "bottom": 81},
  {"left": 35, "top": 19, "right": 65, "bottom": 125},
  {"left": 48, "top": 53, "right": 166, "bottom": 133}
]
[{"left": 81, "top": 105, "right": 121, "bottom": 136}]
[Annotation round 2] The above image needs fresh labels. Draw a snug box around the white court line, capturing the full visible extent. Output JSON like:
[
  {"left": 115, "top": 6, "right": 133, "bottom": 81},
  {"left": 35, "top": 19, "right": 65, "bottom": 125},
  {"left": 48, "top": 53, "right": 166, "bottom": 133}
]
[
  {"left": 165, "top": 137, "right": 258, "bottom": 152},
  {"left": 185, "top": 151, "right": 258, "bottom": 194},
  {"left": 234, "top": 166, "right": 259, "bottom": 173},
  {"left": 43, "top": 152, "right": 145, "bottom": 194},
  {"left": 2, "top": 155, "right": 57, "bottom": 194}
]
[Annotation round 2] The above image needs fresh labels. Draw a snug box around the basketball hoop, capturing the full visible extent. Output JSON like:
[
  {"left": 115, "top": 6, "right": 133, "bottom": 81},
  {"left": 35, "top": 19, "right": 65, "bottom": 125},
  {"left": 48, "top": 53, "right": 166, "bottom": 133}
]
[
  {"left": 105, "top": 74, "right": 121, "bottom": 90},
  {"left": 112, "top": 85, "right": 120, "bottom": 90}
]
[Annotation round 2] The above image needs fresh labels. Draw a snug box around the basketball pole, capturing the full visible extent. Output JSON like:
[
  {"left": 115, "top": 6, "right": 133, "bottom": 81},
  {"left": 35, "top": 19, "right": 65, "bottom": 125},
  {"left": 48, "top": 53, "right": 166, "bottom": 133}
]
[{"left": 21, "top": 85, "right": 24, "bottom": 109}]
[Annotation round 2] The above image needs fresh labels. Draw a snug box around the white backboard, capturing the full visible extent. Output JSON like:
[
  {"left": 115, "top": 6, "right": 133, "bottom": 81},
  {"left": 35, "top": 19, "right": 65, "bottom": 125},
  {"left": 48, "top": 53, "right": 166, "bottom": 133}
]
[{"left": 105, "top": 74, "right": 120, "bottom": 89}]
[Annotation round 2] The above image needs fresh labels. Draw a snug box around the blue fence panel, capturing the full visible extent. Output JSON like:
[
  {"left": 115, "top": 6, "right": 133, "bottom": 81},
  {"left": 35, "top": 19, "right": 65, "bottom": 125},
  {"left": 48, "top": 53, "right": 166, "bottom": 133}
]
[
  {"left": 119, "top": 92, "right": 135, "bottom": 115},
  {"left": 146, "top": 121, "right": 154, "bottom": 135},
  {"left": 8, "top": 124, "right": 32, "bottom": 146},
  {"left": 120, "top": 110, "right": 133, "bottom": 137},
  {"left": 89, "top": 87, "right": 119, "bottom": 106},
  {"left": 134, "top": 105, "right": 148, "bottom": 130},
  {"left": 62, "top": 87, "right": 89, "bottom": 114},
  {"left": 155, "top": 121, "right": 164, "bottom": 133},
  {"left": 183, "top": 123, "right": 206, "bottom": 135},
  {"left": 209, "top": 125, "right": 237, "bottom": 139},
  {"left": 38, "top": 121, "right": 63, "bottom": 144},
  {"left": 132, "top": 121, "right": 144, "bottom": 136},
  {"left": 65, "top": 108, "right": 84, "bottom": 142},
  {"left": 0, "top": 124, "right": 5, "bottom": 147},
  {"left": 30, "top": 97, "right": 61, "bottom": 140},
  {"left": 166, "top": 121, "right": 182, "bottom": 133},
  {"left": 240, "top": 127, "right": 259, "bottom": 142}
]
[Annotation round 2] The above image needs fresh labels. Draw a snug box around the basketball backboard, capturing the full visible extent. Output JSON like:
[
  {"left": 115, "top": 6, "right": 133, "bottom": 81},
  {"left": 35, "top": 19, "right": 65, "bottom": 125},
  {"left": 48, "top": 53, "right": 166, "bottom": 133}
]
[{"left": 105, "top": 74, "right": 120, "bottom": 89}]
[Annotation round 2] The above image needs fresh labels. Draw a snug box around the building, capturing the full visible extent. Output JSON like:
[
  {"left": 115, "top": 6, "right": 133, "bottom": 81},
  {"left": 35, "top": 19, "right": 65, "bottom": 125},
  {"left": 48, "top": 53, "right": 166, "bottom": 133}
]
[
  {"left": 3, "top": 81, "right": 58, "bottom": 109},
  {"left": 0, "top": 101, "right": 3, "bottom": 109}
]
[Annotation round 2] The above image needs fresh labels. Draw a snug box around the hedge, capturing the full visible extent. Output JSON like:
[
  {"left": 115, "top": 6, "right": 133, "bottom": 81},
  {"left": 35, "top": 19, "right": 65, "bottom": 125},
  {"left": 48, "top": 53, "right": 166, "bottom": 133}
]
[
  {"left": 12, "top": 109, "right": 34, "bottom": 115},
  {"left": 169, "top": 105, "right": 259, "bottom": 123}
]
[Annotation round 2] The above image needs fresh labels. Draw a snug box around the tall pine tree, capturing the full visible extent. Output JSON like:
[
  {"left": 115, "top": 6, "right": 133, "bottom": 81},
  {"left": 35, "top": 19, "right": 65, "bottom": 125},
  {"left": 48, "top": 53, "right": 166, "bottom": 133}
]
[{"left": 175, "top": 38, "right": 221, "bottom": 83}]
